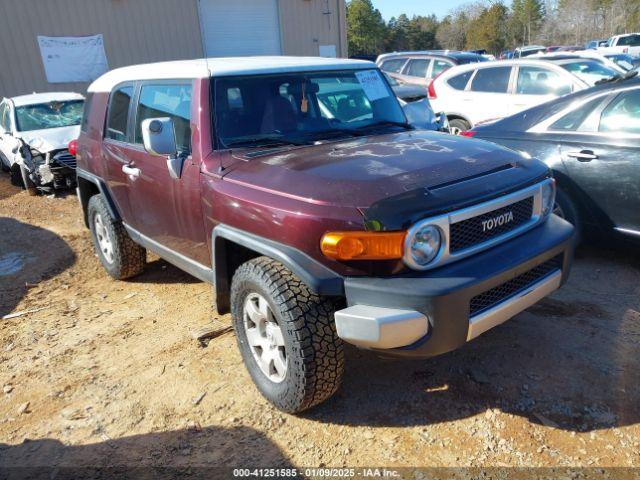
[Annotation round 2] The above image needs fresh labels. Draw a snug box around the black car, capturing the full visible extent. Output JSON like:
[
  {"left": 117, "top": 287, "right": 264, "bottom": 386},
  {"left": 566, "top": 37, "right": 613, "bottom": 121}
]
[{"left": 465, "top": 73, "right": 640, "bottom": 241}]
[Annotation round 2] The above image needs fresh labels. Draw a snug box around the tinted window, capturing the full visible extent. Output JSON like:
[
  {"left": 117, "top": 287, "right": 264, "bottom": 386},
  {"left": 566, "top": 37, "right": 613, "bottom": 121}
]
[
  {"left": 431, "top": 60, "right": 452, "bottom": 78},
  {"left": 405, "top": 59, "right": 429, "bottom": 78},
  {"left": 106, "top": 86, "right": 133, "bottom": 142},
  {"left": 81, "top": 93, "right": 93, "bottom": 133},
  {"left": 516, "top": 66, "right": 572, "bottom": 95},
  {"left": 617, "top": 34, "right": 640, "bottom": 47},
  {"left": 549, "top": 97, "right": 603, "bottom": 131},
  {"left": 135, "top": 83, "right": 192, "bottom": 153},
  {"left": 447, "top": 71, "right": 472, "bottom": 90},
  {"left": 470, "top": 67, "right": 511, "bottom": 93},
  {"left": 380, "top": 58, "right": 407, "bottom": 73},
  {"left": 599, "top": 89, "right": 640, "bottom": 134}
]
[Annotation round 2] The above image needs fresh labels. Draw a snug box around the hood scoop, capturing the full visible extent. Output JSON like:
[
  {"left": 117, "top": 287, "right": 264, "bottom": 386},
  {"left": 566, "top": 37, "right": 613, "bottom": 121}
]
[{"left": 428, "top": 163, "right": 516, "bottom": 191}]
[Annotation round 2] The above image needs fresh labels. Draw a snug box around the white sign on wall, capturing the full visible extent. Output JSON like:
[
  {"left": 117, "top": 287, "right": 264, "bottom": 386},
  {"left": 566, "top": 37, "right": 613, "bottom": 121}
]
[
  {"left": 37, "top": 35, "right": 109, "bottom": 83},
  {"left": 319, "top": 44, "right": 337, "bottom": 58}
]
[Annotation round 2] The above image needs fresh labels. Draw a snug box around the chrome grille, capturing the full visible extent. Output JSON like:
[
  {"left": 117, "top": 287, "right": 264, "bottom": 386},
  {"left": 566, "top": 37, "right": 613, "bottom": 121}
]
[
  {"left": 469, "top": 255, "right": 563, "bottom": 317},
  {"left": 450, "top": 197, "right": 534, "bottom": 253},
  {"left": 52, "top": 150, "right": 77, "bottom": 170}
]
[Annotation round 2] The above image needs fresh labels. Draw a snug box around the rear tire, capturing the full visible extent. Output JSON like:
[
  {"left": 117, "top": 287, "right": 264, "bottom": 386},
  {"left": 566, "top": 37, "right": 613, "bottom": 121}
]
[
  {"left": 449, "top": 118, "right": 471, "bottom": 135},
  {"left": 230, "top": 257, "right": 344, "bottom": 413},
  {"left": 87, "top": 194, "right": 146, "bottom": 279},
  {"left": 554, "top": 187, "right": 582, "bottom": 244},
  {"left": 20, "top": 165, "right": 38, "bottom": 196}
]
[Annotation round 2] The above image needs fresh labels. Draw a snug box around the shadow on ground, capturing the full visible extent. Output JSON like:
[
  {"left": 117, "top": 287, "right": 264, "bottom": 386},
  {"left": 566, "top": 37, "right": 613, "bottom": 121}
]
[
  {"left": 0, "top": 217, "right": 76, "bottom": 318},
  {"left": 305, "top": 244, "right": 640, "bottom": 433},
  {"left": 0, "top": 425, "right": 292, "bottom": 479}
]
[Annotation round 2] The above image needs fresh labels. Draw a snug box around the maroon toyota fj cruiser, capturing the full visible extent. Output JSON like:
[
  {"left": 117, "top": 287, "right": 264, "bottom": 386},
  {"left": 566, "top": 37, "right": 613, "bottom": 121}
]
[{"left": 76, "top": 57, "right": 574, "bottom": 413}]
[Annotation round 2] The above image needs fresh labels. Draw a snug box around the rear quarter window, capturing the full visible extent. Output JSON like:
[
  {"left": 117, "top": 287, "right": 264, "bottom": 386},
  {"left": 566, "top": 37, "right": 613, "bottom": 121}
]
[
  {"left": 81, "top": 93, "right": 93, "bottom": 133},
  {"left": 105, "top": 85, "right": 134, "bottom": 142},
  {"left": 380, "top": 58, "right": 407, "bottom": 73},
  {"left": 447, "top": 71, "right": 473, "bottom": 90}
]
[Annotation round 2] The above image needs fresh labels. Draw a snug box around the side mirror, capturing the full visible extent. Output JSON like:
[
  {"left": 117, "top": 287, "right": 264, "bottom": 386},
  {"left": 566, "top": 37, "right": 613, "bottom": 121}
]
[{"left": 141, "top": 117, "right": 183, "bottom": 179}]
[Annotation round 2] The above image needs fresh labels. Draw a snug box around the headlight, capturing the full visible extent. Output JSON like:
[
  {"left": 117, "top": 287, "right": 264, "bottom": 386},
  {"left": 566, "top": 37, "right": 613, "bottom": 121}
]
[
  {"left": 541, "top": 180, "right": 556, "bottom": 218},
  {"left": 406, "top": 224, "right": 442, "bottom": 268}
]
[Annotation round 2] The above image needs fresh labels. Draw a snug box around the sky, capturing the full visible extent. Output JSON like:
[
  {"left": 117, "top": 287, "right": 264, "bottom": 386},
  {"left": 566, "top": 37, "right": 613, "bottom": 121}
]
[{"left": 372, "top": 0, "right": 470, "bottom": 21}]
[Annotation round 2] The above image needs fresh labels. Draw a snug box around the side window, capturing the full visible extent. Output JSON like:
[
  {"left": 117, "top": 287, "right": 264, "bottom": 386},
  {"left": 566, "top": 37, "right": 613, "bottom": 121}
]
[
  {"left": 599, "top": 90, "right": 640, "bottom": 134},
  {"left": 134, "top": 83, "right": 192, "bottom": 154},
  {"left": 380, "top": 58, "right": 407, "bottom": 73},
  {"left": 105, "top": 85, "right": 133, "bottom": 142},
  {"left": 81, "top": 93, "right": 93, "bottom": 133},
  {"left": 548, "top": 97, "right": 603, "bottom": 131},
  {"left": 447, "top": 71, "right": 473, "bottom": 90},
  {"left": 431, "top": 60, "right": 452, "bottom": 78},
  {"left": 405, "top": 59, "right": 430, "bottom": 78},
  {"left": 470, "top": 67, "right": 511, "bottom": 93},
  {"left": 517, "top": 67, "right": 572, "bottom": 96}
]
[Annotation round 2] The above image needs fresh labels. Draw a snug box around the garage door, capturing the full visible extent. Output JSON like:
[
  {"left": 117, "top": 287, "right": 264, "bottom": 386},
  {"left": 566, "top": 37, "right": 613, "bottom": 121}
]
[{"left": 199, "top": 0, "right": 282, "bottom": 57}]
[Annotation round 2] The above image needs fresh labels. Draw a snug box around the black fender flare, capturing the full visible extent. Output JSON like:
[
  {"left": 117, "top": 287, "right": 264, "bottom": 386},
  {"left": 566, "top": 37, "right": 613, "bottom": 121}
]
[
  {"left": 76, "top": 168, "right": 121, "bottom": 225},
  {"left": 212, "top": 224, "right": 344, "bottom": 314}
]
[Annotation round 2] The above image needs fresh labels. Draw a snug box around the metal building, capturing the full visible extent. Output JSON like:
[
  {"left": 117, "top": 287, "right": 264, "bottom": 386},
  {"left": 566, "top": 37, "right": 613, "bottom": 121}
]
[{"left": 0, "top": 0, "right": 347, "bottom": 97}]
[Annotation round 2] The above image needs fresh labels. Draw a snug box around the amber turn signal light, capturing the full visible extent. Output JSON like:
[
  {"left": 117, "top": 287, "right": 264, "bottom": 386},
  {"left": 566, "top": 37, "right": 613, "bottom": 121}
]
[{"left": 320, "top": 231, "right": 406, "bottom": 261}]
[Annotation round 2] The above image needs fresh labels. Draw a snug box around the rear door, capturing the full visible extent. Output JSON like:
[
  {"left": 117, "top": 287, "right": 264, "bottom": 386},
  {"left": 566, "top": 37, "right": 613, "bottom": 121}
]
[
  {"left": 559, "top": 87, "right": 640, "bottom": 232},
  {"left": 397, "top": 57, "right": 431, "bottom": 87},
  {"left": 466, "top": 66, "right": 513, "bottom": 124},
  {"left": 125, "top": 80, "right": 208, "bottom": 264},
  {"left": 102, "top": 83, "right": 138, "bottom": 223},
  {"left": 511, "top": 65, "right": 573, "bottom": 116}
]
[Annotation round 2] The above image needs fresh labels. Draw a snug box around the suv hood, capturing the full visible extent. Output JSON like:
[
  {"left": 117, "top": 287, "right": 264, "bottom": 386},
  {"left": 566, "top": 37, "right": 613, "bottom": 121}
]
[
  {"left": 223, "top": 131, "right": 549, "bottom": 229},
  {"left": 17, "top": 125, "right": 80, "bottom": 153}
]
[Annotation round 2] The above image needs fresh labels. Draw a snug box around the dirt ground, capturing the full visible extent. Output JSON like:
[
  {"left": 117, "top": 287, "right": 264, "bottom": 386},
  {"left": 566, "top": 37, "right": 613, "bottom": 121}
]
[{"left": 0, "top": 174, "right": 639, "bottom": 475}]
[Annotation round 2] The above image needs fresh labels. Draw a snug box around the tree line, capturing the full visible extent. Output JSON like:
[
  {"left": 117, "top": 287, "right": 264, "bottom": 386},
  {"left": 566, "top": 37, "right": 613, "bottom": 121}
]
[{"left": 347, "top": 0, "right": 640, "bottom": 56}]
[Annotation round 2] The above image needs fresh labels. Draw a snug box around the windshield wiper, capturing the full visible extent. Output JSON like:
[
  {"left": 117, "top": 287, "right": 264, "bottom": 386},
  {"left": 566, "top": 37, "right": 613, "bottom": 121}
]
[
  {"left": 352, "top": 120, "right": 414, "bottom": 132},
  {"left": 595, "top": 69, "right": 639, "bottom": 85},
  {"left": 303, "top": 128, "right": 363, "bottom": 141},
  {"left": 224, "top": 136, "right": 307, "bottom": 148}
]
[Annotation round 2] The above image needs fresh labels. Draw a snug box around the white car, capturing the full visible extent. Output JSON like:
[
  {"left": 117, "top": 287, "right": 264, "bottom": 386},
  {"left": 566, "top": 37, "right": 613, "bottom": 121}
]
[
  {"left": 597, "top": 33, "right": 640, "bottom": 57},
  {"left": 513, "top": 45, "right": 547, "bottom": 58},
  {"left": 429, "top": 58, "right": 621, "bottom": 133},
  {"left": 0, "top": 92, "right": 84, "bottom": 193},
  {"left": 530, "top": 51, "right": 626, "bottom": 74}
]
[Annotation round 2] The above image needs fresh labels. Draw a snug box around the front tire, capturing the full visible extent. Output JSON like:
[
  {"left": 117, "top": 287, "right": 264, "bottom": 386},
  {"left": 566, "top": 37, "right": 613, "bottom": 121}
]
[
  {"left": 231, "top": 257, "right": 344, "bottom": 413},
  {"left": 448, "top": 118, "right": 471, "bottom": 135},
  {"left": 87, "top": 194, "right": 146, "bottom": 279}
]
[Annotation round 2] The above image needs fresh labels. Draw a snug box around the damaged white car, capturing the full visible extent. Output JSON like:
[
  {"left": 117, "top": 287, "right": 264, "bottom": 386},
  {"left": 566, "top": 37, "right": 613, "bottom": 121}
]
[{"left": 0, "top": 92, "right": 83, "bottom": 194}]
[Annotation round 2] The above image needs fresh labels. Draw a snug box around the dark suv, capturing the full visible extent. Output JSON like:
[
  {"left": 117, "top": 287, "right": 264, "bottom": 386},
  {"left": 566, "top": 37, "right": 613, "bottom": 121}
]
[{"left": 76, "top": 57, "right": 574, "bottom": 413}]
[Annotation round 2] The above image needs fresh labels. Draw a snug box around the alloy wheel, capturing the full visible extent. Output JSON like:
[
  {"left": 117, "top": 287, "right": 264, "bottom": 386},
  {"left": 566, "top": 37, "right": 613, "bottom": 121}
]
[
  {"left": 94, "top": 214, "right": 115, "bottom": 264},
  {"left": 243, "top": 292, "right": 287, "bottom": 383}
]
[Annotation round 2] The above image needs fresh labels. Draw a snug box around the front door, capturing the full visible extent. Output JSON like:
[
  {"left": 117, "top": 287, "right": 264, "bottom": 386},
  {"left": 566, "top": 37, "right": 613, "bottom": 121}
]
[
  {"left": 0, "top": 102, "right": 18, "bottom": 167},
  {"left": 560, "top": 88, "right": 640, "bottom": 232},
  {"left": 126, "top": 81, "right": 208, "bottom": 265}
]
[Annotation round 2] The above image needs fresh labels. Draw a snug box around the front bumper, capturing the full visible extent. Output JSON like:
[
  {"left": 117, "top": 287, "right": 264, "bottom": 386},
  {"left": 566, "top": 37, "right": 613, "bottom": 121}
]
[{"left": 334, "top": 215, "right": 574, "bottom": 358}]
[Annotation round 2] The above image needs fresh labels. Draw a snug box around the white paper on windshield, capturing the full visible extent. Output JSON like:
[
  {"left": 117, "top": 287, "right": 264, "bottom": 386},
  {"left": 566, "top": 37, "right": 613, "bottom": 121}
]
[
  {"left": 38, "top": 35, "right": 108, "bottom": 83},
  {"left": 355, "top": 70, "right": 390, "bottom": 102}
]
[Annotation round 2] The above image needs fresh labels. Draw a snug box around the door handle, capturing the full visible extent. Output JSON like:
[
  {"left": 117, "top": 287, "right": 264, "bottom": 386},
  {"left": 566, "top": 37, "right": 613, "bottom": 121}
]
[
  {"left": 567, "top": 150, "right": 598, "bottom": 162},
  {"left": 122, "top": 164, "right": 141, "bottom": 178}
]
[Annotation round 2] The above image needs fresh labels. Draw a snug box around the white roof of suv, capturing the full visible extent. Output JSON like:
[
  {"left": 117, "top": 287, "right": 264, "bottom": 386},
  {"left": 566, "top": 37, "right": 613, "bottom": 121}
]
[
  {"left": 88, "top": 56, "right": 373, "bottom": 93},
  {"left": 7, "top": 92, "right": 84, "bottom": 107}
]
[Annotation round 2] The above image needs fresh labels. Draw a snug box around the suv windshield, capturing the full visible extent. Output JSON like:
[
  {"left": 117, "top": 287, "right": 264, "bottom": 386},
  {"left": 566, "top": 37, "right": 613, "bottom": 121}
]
[
  {"left": 214, "top": 70, "right": 407, "bottom": 148},
  {"left": 560, "top": 60, "right": 619, "bottom": 85},
  {"left": 15, "top": 100, "right": 84, "bottom": 132}
]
